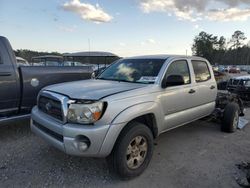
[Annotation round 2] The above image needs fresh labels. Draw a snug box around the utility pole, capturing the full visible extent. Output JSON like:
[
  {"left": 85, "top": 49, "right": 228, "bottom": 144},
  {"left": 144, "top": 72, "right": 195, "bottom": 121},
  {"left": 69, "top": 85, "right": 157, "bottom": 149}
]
[
  {"left": 88, "top": 38, "right": 91, "bottom": 64},
  {"left": 88, "top": 38, "right": 91, "bottom": 53}
]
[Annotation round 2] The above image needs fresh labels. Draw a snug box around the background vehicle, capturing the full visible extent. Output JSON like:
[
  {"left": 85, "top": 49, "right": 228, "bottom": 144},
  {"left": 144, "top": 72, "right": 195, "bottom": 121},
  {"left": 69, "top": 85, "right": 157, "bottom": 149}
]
[
  {"left": 31, "top": 55, "right": 242, "bottom": 179},
  {"left": 229, "top": 66, "right": 240, "bottom": 74},
  {"left": 224, "top": 66, "right": 230, "bottom": 72},
  {"left": 227, "top": 75, "right": 250, "bottom": 101},
  {"left": 0, "top": 36, "right": 94, "bottom": 124},
  {"left": 63, "top": 52, "right": 120, "bottom": 78},
  {"left": 31, "top": 55, "right": 63, "bottom": 66},
  {"left": 63, "top": 51, "right": 120, "bottom": 67},
  {"left": 212, "top": 65, "right": 219, "bottom": 71},
  {"left": 213, "top": 70, "right": 227, "bottom": 82},
  {"left": 16, "top": 57, "right": 29, "bottom": 67}
]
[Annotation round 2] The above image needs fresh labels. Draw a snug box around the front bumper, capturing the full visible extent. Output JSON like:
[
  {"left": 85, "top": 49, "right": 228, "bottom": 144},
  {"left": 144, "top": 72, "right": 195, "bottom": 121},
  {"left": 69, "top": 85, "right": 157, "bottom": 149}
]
[{"left": 31, "top": 106, "right": 111, "bottom": 157}]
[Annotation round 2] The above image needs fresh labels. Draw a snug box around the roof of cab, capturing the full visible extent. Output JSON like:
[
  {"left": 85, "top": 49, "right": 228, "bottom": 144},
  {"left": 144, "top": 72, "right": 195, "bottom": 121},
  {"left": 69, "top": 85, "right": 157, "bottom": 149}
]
[
  {"left": 124, "top": 54, "right": 207, "bottom": 61},
  {"left": 232, "top": 75, "right": 250, "bottom": 80}
]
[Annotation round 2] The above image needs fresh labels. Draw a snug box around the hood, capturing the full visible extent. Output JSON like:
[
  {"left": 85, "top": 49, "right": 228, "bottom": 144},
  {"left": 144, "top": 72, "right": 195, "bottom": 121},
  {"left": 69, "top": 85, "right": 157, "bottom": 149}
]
[
  {"left": 233, "top": 75, "right": 250, "bottom": 80},
  {"left": 45, "top": 79, "right": 147, "bottom": 100}
]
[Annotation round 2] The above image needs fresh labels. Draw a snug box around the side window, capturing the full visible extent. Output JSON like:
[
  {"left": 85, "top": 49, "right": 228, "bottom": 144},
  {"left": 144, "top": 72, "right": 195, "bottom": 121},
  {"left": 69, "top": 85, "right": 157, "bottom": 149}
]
[
  {"left": 192, "top": 60, "right": 211, "bottom": 82},
  {"left": 165, "top": 60, "right": 191, "bottom": 85}
]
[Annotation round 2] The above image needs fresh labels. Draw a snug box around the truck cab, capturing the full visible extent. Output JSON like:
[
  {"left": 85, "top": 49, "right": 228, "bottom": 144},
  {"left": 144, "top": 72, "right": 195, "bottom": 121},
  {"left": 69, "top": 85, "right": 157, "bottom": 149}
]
[{"left": 0, "top": 37, "right": 20, "bottom": 115}]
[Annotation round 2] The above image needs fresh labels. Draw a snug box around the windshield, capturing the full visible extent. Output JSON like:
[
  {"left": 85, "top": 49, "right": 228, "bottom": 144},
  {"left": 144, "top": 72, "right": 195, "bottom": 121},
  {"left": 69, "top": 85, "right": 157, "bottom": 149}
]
[{"left": 97, "top": 58, "right": 165, "bottom": 84}]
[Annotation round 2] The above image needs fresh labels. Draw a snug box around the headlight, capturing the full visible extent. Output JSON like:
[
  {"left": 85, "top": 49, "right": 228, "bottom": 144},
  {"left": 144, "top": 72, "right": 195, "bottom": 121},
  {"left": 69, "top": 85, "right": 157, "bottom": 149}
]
[{"left": 67, "top": 101, "right": 104, "bottom": 124}]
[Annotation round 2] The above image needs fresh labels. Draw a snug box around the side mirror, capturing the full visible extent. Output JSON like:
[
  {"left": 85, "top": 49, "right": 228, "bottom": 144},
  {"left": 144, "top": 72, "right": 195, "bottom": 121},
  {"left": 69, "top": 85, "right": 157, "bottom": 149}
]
[{"left": 162, "top": 75, "right": 185, "bottom": 88}]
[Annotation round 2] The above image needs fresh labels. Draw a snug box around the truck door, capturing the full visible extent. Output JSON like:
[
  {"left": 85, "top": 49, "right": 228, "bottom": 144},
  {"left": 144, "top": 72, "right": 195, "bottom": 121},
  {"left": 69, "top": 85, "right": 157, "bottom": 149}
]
[
  {"left": 0, "top": 40, "right": 19, "bottom": 114},
  {"left": 160, "top": 59, "right": 197, "bottom": 130},
  {"left": 190, "top": 60, "right": 217, "bottom": 114}
]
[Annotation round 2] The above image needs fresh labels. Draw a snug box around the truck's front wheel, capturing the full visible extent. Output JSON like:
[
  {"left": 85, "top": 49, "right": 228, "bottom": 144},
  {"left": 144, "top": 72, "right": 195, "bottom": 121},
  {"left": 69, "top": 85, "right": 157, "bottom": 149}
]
[{"left": 107, "top": 122, "right": 154, "bottom": 179}]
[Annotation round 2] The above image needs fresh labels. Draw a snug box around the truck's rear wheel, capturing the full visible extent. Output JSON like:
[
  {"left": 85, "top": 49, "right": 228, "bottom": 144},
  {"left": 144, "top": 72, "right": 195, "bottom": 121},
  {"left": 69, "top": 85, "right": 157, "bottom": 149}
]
[
  {"left": 221, "top": 102, "right": 239, "bottom": 133},
  {"left": 107, "top": 122, "right": 153, "bottom": 179}
]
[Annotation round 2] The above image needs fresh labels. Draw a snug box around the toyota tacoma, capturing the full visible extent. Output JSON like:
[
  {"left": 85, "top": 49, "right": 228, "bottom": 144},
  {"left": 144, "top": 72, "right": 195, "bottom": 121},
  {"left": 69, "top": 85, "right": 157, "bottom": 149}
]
[{"left": 31, "top": 55, "right": 241, "bottom": 179}]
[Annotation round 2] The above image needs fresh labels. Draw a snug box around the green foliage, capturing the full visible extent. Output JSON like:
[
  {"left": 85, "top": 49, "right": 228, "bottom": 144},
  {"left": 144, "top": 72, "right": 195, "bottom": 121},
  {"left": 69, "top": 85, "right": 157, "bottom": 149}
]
[
  {"left": 192, "top": 32, "right": 218, "bottom": 62},
  {"left": 192, "top": 31, "right": 250, "bottom": 65},
  {"left": 229, "top": 30, "right": 247, "bottom": 49},
  {"left": 14, "top": 49, "right": 62, "bottom": 62}
]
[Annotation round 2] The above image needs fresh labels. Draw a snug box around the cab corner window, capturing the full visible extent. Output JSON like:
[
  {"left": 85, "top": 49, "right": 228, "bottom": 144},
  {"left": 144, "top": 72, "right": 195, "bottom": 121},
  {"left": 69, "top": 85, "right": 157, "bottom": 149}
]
[
  {"left": 192, "top": 60, "right": 211, "bottom": 82},
  {"left": 164, "top": 60, "right": 191, "bottom": 86}
]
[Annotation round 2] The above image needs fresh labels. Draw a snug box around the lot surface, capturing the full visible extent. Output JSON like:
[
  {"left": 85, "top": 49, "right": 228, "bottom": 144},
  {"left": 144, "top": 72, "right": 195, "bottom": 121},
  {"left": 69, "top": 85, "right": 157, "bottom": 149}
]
[{"left": 0, "top": 110, "right": 250, "bottom": 188}]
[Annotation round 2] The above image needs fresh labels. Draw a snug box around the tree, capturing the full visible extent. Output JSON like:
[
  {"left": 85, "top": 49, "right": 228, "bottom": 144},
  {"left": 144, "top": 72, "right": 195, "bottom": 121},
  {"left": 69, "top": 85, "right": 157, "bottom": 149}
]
[
  {"left": 15, "top": 49, "right": 61, "bottom": 62},
  {"left": 192, "top": 31, "right": 250, "bottom": 65},
  {"left": 192, "top": 31, "right": 218, "bottom": 62},
  {"left": 218, "top": 36, "right": 226, "bottom": 50},
  {"left": 229, "top": 30, "right": 247, "bottom": 49}
]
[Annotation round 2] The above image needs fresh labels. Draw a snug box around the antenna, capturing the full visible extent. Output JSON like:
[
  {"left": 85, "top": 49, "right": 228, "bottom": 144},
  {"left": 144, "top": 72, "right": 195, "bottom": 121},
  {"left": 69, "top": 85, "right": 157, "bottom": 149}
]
[
  {"left": 88, "top": 38, "right": 91, "bottom": 53},
  {"left": 88, "top": 38, "right": 91, "bottom": 65}
]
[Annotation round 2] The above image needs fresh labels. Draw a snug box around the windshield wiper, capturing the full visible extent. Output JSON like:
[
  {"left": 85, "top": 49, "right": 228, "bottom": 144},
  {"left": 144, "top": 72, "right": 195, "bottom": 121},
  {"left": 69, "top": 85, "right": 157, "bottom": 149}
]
[
  {"left": 96, "top": 77, "right": 108, "bottom": 80},
  {"left": 135, "top": 81, "right": 155, "bottom": 84},
  {"left": 96, "top": 77, "right": 118, "bottom": 81},
  {"left": 96, "top": 77, "right": 135, "bottom": 83},
  {"left": 116, "top": 79, "right": 135, "bottom": 83}
]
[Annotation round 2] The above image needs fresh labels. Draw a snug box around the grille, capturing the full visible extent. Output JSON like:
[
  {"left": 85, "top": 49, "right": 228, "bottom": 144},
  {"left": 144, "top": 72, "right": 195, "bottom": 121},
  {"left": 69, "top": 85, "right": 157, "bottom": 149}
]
[{"left": 38, "top": 96, "right": 63, "bottom": 121}]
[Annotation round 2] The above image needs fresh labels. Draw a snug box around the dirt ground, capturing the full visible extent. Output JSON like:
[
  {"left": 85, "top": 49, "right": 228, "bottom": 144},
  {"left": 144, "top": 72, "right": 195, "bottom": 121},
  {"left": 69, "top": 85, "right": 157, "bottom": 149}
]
[{"left": 0, "top": 110, "right": 250, "bottom": 188}]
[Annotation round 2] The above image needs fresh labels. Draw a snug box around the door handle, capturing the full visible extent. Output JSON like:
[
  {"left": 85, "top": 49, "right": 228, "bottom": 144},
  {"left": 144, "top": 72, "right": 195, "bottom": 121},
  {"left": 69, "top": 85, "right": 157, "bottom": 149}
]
[
  {"left": 189, "top": 89, "right": 196, "bottom": 94},
  {"left": 210, "top": 85, "right": 215, "bottom": 90},
  {"left": 0, "top": 72, "right": 11, "bottom": 76}
]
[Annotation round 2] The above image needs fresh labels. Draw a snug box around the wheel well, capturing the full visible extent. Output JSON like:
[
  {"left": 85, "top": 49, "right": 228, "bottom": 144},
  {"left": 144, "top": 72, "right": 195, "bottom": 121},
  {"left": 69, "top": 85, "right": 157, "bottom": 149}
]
[
  {"left": 131, "top": 113, "right": 158, "bottom": 138},
  {"left": 109, "top": 113, "right": 158, "bottom": 156}
]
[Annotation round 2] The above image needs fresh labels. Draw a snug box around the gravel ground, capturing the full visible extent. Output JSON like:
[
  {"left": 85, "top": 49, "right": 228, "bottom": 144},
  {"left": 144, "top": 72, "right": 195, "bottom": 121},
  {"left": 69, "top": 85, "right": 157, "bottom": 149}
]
[{"left": 0, "top": 110, "right": 250, "bottom": 188}]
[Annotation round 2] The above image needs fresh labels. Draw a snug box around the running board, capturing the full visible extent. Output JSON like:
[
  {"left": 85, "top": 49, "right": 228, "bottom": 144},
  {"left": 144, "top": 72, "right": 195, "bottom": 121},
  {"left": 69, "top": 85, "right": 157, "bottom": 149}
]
[{"left": 0, "top": 114, "right": 30, "bottom": 125}]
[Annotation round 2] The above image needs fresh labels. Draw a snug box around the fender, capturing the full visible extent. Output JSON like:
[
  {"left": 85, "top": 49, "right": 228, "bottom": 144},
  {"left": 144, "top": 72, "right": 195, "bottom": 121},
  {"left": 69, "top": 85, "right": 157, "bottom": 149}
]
[{"left": 99, "top": 101, "right": 164, "bottom": 156}]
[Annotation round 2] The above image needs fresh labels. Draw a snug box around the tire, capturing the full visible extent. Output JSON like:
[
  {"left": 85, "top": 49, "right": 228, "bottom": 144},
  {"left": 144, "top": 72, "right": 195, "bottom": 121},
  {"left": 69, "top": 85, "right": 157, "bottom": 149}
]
[
  {"left": 221, "top": 102, "right": 239, "bottom": 133},
  {"left": 107, "top": 121, "right": 154, "bottom": 179}
]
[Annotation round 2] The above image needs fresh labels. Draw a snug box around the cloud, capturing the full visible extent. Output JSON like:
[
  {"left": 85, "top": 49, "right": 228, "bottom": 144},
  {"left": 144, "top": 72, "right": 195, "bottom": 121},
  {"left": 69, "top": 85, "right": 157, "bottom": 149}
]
[
  {"left": 194, "top": 24, "right": 201, "bottom": 30},
  {"left": 63, "top": 0, "right": 113, "bottom": 24},
  {"left": 58, "top": 25, "right": 77, "bottom": 32},
  {"left": 141, "top": 38, "right": 157, "bottom": 45},
  {"left": 207, "top": 8, "right": 250, "bottom": 21},
  {"left": 139, "top": 0, "right": 250, "bottom": 22},
  {"left": 146, "top": 39, "right": 156, "bottom": 44},
  {"left": 119, "top": 42, "right": 126, "bottom": 46}
]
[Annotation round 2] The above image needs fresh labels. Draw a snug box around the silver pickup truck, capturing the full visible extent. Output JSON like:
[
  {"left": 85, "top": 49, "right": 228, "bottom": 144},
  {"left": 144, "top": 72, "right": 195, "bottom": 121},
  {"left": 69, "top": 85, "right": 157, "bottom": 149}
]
[{"left": 31, "top": 55, "right": 240, "bottom": 179}]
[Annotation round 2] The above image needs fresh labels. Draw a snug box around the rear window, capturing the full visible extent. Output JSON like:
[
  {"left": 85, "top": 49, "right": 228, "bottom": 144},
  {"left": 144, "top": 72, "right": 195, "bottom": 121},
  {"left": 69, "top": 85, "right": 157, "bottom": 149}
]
[{"left": 192, "top": 60, "right": 211, "bottom": 82}]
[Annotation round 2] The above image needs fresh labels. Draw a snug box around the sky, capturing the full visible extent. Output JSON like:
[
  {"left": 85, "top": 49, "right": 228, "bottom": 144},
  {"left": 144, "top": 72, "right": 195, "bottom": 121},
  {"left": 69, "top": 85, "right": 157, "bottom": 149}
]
[{"left": 1, "top": 0, "right": 250, "bottom": 57}]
